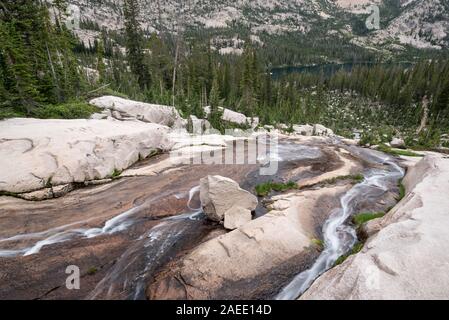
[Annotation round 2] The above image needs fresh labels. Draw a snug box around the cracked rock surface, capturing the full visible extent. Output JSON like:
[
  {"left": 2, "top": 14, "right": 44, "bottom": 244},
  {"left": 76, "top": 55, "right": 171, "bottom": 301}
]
[{"left": 0, "top": 118, "right": 171, "bottom": 194}]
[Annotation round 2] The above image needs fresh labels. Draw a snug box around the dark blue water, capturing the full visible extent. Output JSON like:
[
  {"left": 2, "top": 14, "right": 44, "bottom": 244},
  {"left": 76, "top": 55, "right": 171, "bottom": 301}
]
[{"left": 271, "top": 62, "right": 412, "bottom": 79}]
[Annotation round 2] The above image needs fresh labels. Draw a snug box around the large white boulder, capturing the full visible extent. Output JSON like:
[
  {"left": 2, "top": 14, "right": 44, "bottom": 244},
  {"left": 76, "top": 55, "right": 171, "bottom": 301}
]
[
  {"left": 313, "top": 124, "right": 334, "bottom": 137},
  {"left": 203, "top": 106, "right": 259, "bottom": 129},
  {"left": 301, "top": 155, "right": 449, "bottom": 300},
  {"left": 200, "top": 175, "right": 258, "bottom": 222},
  {"left": 187, "top": 115, "right": 212, "bottom": 134},
  {"left": 293, "top": 124, "right": 314, "bottom": 136},
  {"left": 90, "top": 96, "right": 184, "bottom": 128},
  {"left": 390, "top": 137, "right": 405, "bottom": 149},
  {"left": 0, "top": 118, "right": 171, "bottom": 194}
]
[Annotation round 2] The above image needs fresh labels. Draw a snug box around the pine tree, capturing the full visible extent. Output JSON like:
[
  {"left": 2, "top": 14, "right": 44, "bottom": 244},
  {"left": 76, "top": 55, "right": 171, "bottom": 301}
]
[
  {"left": 123, "top": 0, "right": 150, "bottom": 89},
  {"left": 0, "top": 1, "right": 41, "bottom": 112},
  {"left": 209, "top": 70, "right": 220, "bottom": 109},
  {"left": 96, "top": 39, "right": 106, "bottom": 83}
]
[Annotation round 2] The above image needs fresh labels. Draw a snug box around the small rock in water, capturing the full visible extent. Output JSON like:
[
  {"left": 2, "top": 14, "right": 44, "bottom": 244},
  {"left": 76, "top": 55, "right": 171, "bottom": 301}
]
[
  {"left": 224, "top": 206, "right": 252, "bottom": 230},
  {"left": 200, "top": 175, "right": 258, "bottom": 222}
]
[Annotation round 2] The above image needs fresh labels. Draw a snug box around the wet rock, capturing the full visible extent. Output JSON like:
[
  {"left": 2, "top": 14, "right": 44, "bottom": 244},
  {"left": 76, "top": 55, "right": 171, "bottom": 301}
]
[
  {"left": 301, "top": 155, "right": 449, "bottom": 300},
  {"left": 90, "top": 96, "right": 185, "bottom": 128},
  {"left": 223, "top": 206, "right": 252, "bottom": 230},
  {"left": 200, "top": 175, "right": 258, "bottom": 222},
  {"left": 149, "top": 185, "right": 348, "bottom": 300}
]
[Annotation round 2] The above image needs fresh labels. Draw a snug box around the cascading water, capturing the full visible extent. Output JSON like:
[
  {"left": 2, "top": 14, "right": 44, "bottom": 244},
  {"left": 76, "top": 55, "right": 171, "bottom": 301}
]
[
  {"left": 0, "top": 188, "right": 199, "bottom": 258},
  {"left": 88, "top": 186, "right": 204, "bottom": 300},
  {"left": 276, "top": 147, "right": 404, "bottom": 300},
  {"left": 0, "top": 138, "right": 406, "bottom": 300}
]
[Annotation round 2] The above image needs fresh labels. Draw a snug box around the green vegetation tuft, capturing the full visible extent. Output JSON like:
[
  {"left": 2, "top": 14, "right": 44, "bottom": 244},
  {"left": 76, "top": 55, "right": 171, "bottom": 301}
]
[
  {"left": 321, "top": 174, "right": 364, "bottom": 186},
  {"left": 0, "top": 108, "right": 26, "bottom": 120},
  {"left": 311, "top": 238, "right": 325, "bottom": 251},
  {"left": 334, "top": 242, "right": 365, "bottom": 266},
  {"left": 352, "top": 212, "right": 386, "bottom": 228},
  {"left": 376, "top": 144, "right": 423, "bottom": 158},
  {"left": 31, "top": 102, "right": 99, "bottom": 120},
  {"left": 111, "top": 169, "right": 122, "bottom": 179},
  {"left": 87, "top": 267, "right": 98, "bottom": 276},
  {"left": 397, "top": 181, "right": 406, "bottom": 201},
  {"left": 255, "top": 181, "right": 297, "bottom": 197}
]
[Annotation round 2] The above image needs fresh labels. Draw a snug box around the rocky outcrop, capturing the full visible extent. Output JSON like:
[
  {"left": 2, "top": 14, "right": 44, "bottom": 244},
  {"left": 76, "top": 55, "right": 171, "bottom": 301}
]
[
  {"left": 223, "top": 206, "right": 252, "bottom": 230},
  {"left": 90, "top": 96, "right": 185, "bottom": 128},
  {"left": 200, "top": 175, "right": 258, "bottom": 222},
  {"left": 301, "top": 155, "right": 449, "bottom": 300},
  {"left": 0, "top": 118, "right": 171, "bottom": 195}
]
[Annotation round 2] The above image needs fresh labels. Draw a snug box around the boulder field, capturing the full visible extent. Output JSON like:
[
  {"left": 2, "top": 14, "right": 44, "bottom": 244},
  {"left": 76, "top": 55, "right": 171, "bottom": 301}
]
[{"left": 301, "top": 155, "right": 449, "bottom": 300}]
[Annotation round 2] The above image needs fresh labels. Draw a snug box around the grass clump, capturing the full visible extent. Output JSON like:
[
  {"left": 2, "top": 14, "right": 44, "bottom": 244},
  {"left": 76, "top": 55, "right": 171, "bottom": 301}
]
[
  {"left": 111, "top": 169, "right": 122, "bottom": 179},
  {"left": 352, "top": 212, "right": 386, "bottom": 228},
  {"left": 334, "top": 242, "right": 364, "bottom": 266},
  {"left": 322, "top": 174, "right": 364, "bottom": 186},
  {"left": 377, "top": 144, "right": 423, "bottom": 157},
  {"left": 396, "top": 181, "right": 406, "bottom": 201},
  {"left": 311, "top": 238, "right": 325, "bottom": 251},
  {"left": 255, "top": 181, "right": 297, "bottom": 197},
  {"left": 87, "top": 267, "right": 98, "bottom": 276}
]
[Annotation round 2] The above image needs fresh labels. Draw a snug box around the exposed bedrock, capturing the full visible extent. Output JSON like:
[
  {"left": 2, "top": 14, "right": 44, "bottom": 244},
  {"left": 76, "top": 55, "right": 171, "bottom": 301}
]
[
  {"left": 301, "top": 155, "right": 449, "bottom": 300},
  {"left": 147, "top": 184, "right": 350, "bottom": 300},
  {"left": 0, "top": 118, "right": 171, "bottom": 195}
]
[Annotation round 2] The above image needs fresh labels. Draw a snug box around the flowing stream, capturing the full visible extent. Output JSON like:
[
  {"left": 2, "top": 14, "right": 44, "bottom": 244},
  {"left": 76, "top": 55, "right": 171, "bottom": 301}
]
[
  {"left": 88, "top": 187, "right": 204, "bottom": 300},
  {"left": 0, "top": 139, "right": 405, "bottom": 300},
  {"left": 276, "top": 146, "right": 405, "bottom": 300}
]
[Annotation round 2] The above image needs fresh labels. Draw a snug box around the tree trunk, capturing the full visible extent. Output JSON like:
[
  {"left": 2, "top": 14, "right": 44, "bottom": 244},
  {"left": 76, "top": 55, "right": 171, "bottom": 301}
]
[{"left": 416, "top": 95, "right": 430, "bottom": 135}]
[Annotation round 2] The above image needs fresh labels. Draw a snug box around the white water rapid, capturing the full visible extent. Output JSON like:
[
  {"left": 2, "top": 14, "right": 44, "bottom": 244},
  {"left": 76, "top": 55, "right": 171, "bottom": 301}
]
[{"left": 276, "top": 147, "right": 404, "bottom": 300}]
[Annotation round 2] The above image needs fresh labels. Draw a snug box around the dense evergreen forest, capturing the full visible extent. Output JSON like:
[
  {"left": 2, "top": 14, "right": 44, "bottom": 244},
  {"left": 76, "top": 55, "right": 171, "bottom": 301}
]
[{"left": 1, "top": 0, "right": 449, "bottom": 148}]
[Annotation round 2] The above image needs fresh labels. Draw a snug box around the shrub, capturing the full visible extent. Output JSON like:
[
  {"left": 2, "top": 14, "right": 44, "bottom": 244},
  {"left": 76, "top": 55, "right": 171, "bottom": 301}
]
[
  {"left": 255, "top": 181, "right": 297, "bottom": 197},
  {"left": 32, "top": 101, "right": 99, "bottom": 119}
]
